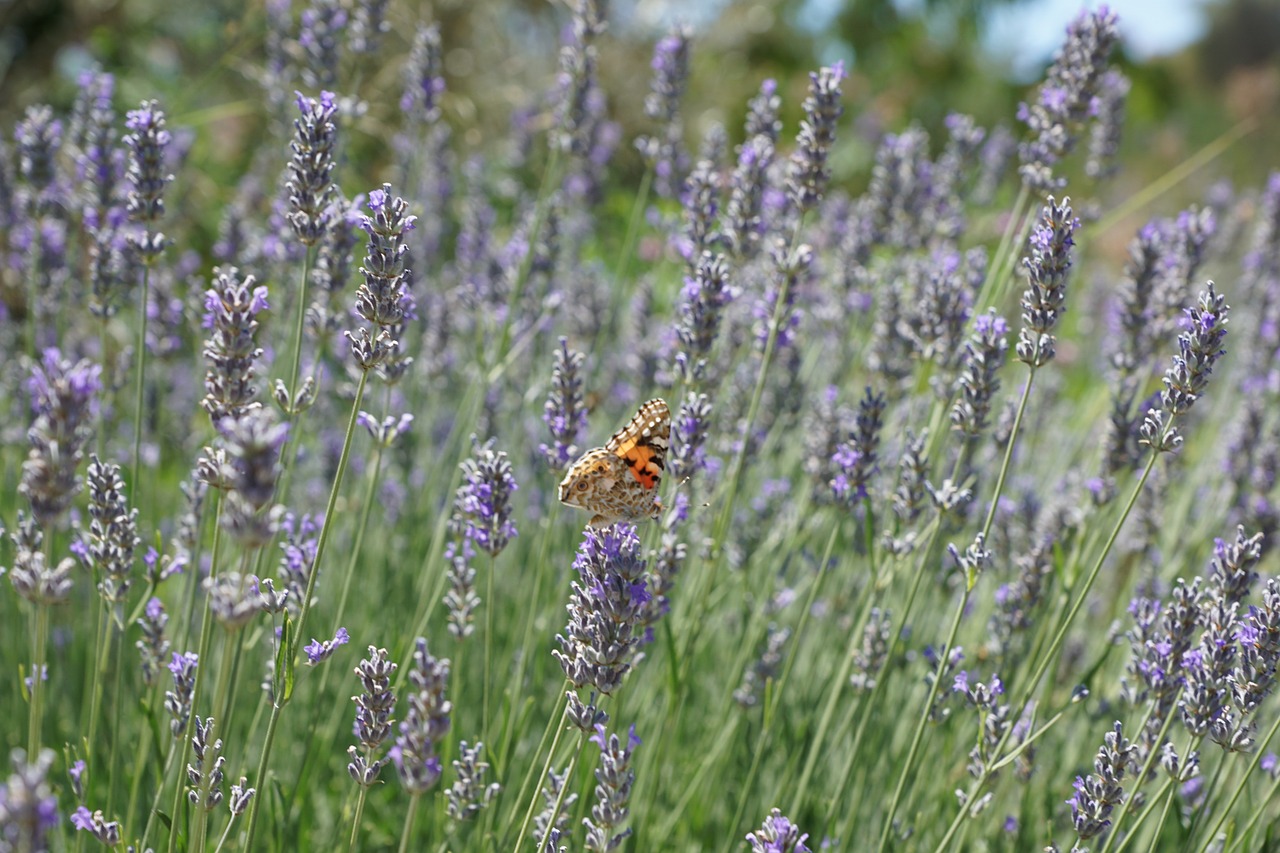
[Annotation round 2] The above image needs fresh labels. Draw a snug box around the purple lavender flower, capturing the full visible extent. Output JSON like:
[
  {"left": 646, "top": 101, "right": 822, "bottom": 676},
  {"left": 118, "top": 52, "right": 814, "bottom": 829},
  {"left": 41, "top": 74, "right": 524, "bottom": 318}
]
[
  {"left": 229, "top": 776, "right": 256, "bottom": 816},
  {"left": 73, "top": 70, "right": 122, "bottom": 230},
  {"left": 122, "top": 99, "right": 172, "bottom": 259},
  {"left": 786, "top": 62, "right": 845, "bottom": 215},
  {"left": 541, "top": 337, "right": 589, "bottom": 470},
  {"left": 952, "top": 311, "right": 1009, "bottom": 438},
  {"left": 303, "top": 626, "right": 349, "bottom": 665},
  {"left": 348, "top": 646, "right": 396, "bottom": 786},
  {"left": 850, "top": 608, "right": 893, "bottom": 690},
  {"left": 746, "top": 808, "right": 811, "bottom": 853},
  {"left": 164, "top": 651, "right": 199, "bottom": 738},
  {"left": 70, "top": 806, "right": 121, "bottom": 845},
  {"left": 201, "top": 266, "right": 269, "bottom": 423},
  {"left": 298, "top": 0, "right": 346, "bottom": 90},
  {"left": 1017, "top": 7, "right": 1120, "bottom": 190},
  {"left": 973, "top": 124, "right": 1015, "bottom": 204},
  {"left": 20, "top": 349, "right": 101, "bottom": 526},
  {"left": 7, "top": 512, "right": 74, "bottom": 605},
  {"left": 0, "top": 748, "right": 59, "bottom": 851},
  {"left": 723, "top": 134, "right": 775, "bottom": 260},
  {"left": 186, "top": 716, "right": 226, "bottom": 812},
  {"left": 583, "top": 724, "right": 640, "bottom": 850},
  {"left": 1140, "top": 283, "right": 1230, "bottom": 455},
  {"left": 278, "top": 512, "right": 320, "bottom": 617},
  {"left": 349, "top": 0, "right": 389, "bottom": 55},
  {"left": 401, "top": 23, "right": 445, "bottom": 123},
  {"left": 675, "top": 251, "right": 734, "bottom": 385},
  {"left": 554, "top": 525, "right": 649, "bottom": 728},
  {"left": 357, "top": 411, "right": 414, "bottom": 447},
  {"left": 451, "top": 436, "right": 518, "bottom": 557},
  {"left": 553, "top": 0, "right": 605, "bottom": 158},
  {"left": 636, "top": 26, "right": 692, "bottom": 199},
  {"left": 533, "top": 767, "right": 578, "bottom": 849},
  {"left": 744, "top": 78, "right": 782, "bottom": 143},
  {"left": 446, "top": 741, "right": 500, "bottom": 820},
  {"left": 136, "top": 596, "right": 170, "bottom": 687},
  {"left": 829, "top": 387, "right": 886, "bottom": 507},
  {"left": 444, "top": 536, "right": 479, "bottom": 639},
  {"left": 866, "top": 126, "right": 931, "bottom": 250},
  {"left": 286, "top": 90, "right": 338, "bottom": 247},
  {"left": 82, "top": 455, "right": 140, "bottom": 605},
  {"left": 14, "top": 104, "right": 65, "bottom": 217},
  {"left": 393, "top": 638, "right": 451, "bottom": 795},
  {"left": 1016, "top": 196, "right": 1079, "bottom": 367},
  {"left": 1086, "top": 69, "right": 1130, "bottom": 180},
  {"left": 754, "top": 240, "right": 810, "bottom": 353},
  {"left": 346, "top": 185, "right": 416, "bottom": 370},
  {"left": 1066, "top": 721, "right": 1136, "bottom": 842},
  {"left": 669, "top": 392, "right": 712, "bottom": 483}
]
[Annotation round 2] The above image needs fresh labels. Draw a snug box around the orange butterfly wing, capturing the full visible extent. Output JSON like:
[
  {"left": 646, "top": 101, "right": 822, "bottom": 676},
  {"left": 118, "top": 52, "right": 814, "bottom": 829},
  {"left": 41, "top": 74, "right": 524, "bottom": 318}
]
[{"left": 606, "top": 398, "right": 670, "bottom": 492}]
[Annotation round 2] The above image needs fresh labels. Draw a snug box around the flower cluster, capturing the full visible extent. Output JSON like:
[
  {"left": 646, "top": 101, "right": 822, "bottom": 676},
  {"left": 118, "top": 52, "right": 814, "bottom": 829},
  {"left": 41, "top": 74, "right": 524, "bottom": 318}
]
[
  {"left": 285, "top": 90, "right": 338, "bottom": 246},
  {"left": 20, "top": 349, "right": 101, "bottom": 526},
  {"left": 392, "top": 638, "right": 451, "bottom": 795},
  {"left": 451, "top": 436, "right": 519, "bottom": 557},
  {"left": 346, "top": 185, "right": 417, "bottom": 370},
  {"left": 348, "top": 646, "right": 397, "bottom": 787}
]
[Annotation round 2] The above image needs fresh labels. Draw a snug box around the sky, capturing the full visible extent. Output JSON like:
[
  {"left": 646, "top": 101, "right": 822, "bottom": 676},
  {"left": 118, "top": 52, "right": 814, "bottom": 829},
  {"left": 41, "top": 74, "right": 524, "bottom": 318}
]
[{"left": 983, "top": 0, "right": 1217, "bottom": 79}]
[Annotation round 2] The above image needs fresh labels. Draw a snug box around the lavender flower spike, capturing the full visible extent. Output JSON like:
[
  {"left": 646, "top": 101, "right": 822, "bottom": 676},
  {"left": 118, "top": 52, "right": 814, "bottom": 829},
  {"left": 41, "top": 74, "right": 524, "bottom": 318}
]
[
  {"left": 583, "top": 724, "right": 640, "bottom": 851},
  {"left": 349, "top": 645, "right": 397, "bottom": 786},
  {"left": 346, "top": 185, "right": 416, "bottom": 370},
  {"left": 1016, "top": 196, "right": 1079, "bottom": 368},
  {"left": 746, "top": 808, "right": 811, "bottom": 853},
  {"left": 286, "top": 90, "right": 338, "bottom": 246},
  {"left": 446, "top": 741, "right": 500, "bottom": 820},
  {"left": 0, "top": 748, "right": 58, "bottom": 851},
  {"left": 787, "top": 61, "right": 846, "bottom": 214},
  {"left": 393, "top": 638, "right": 452, "bottom": 795},
  {"left": 1067, "top": 721, "right": 1136, "bottom": 842},
  {"left": 202, "top": 266, "right": 269, "bottom": 422},
  {"left": 541, "top": 337, "right": 589, "bottom": 470},
  {"left": 451, "top": 436, "right": 519, "bottom": 557},
  {"left": 122, "top": 98, "right": 172, "bottom": 259},
  {"left": 20, "top": 349, "right": 102, "bottom": 527}
]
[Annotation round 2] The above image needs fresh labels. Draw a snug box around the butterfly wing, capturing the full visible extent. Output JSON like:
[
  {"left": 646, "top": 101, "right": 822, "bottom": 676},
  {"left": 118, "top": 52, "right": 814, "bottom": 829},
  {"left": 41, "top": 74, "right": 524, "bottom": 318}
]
[{"left": 605, "top": 398, "right": 670, "bottom": 491}]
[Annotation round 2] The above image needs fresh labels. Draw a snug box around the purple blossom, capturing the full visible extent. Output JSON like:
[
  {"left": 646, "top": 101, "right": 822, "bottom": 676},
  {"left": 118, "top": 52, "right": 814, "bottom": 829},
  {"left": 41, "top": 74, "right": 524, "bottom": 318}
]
[
  {"left": 746, "top": 808, "right": 811, "bottom": 853},
  {"left": 451, "top": 437, "right": 518, "bottom": 557},
  {"left": 304, "top": 626, "right": 350, "bottom": 666}
]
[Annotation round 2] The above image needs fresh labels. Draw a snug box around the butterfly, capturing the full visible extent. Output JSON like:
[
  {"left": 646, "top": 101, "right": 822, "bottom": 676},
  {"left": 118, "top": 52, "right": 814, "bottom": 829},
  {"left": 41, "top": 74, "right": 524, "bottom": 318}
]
[{"left": 558, "top": 398, "right": 670, "bottom": 528}]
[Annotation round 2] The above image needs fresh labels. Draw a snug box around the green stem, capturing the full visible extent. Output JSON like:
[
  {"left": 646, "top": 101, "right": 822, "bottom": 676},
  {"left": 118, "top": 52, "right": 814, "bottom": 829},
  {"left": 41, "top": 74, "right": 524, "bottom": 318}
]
[
  {"left": 399, "top": 794, "right": 422, "bottom": 853},
  {"left": 28, "top": 602, "right": 49, "bottom": 756},
  {"left": 877, "top": 583, "right": 970, "bottom": 851},
  {"left": 509, "top": 696, "right": 570, "bottom": 849},
  {"left": 167, "top": 491, "right": 227, "bottom": 853},
  {"left": 84, "top": 601, "right": 113, "bottom": 785},
  {"left": 483, "top": 551, "right": 495, "bottom": 743},
  {"left": 132, "top": 261, "right": 152, "bottom": 500},
  {"left": 350, "top": 764, "right": 371, "bottom": 852},
  {"left": 982, "top": 366, "right": 1037, "bottom": 539},
  {"left": 243, "top": 368, "right": 370, "bottom": 851},
  {"left": 107, "top": 626, "right": 125, "bottom": 815}
]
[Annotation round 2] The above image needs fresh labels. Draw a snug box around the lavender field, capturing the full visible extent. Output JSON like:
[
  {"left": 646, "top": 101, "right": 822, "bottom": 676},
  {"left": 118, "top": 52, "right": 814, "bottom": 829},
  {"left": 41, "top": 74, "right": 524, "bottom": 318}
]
[{"left": 2, "top": 0, "right": 1280, "bottom": 850}]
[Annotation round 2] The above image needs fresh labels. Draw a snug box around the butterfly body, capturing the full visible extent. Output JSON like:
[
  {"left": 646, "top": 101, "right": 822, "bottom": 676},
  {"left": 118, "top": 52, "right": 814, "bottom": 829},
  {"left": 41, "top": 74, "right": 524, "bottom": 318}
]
[{"left": 558, "top": 398, "right": 670, "bottom": 527}]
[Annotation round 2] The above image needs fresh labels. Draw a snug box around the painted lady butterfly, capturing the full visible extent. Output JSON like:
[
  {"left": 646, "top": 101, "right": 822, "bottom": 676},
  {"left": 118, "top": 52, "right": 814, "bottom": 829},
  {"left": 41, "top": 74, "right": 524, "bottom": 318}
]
[{"left": 558, "top": 398, "right": 670, "bottom": 527}]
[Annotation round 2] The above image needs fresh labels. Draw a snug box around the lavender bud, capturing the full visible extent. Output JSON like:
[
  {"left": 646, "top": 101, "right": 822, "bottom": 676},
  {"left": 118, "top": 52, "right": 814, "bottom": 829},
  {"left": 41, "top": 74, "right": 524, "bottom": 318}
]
[
  {"left": 446, "top": 741, "right": 500, "bottom": 821},
  {"left": 850, "top": 608, "right": 893, "bottom": 690},
  {"left": 734, "top": 625, "right": 790, "bottom": 708},
  {"left": 349, "top": 0, "right": 389, "bottom": 55},
  {"left": 357, "top": 411, "right": 414, "bottom": 448},
  {"left": 186, "top": 717, "right": 225, "bottom": 811},
  {"left": 348, "top": 646, "right": 396, "bottom": 786},
  {"left": 164, "top": 651, "right": 199, "bottom": 737},
  {"left": 0, "top": 748, "right": 58, "bottom": 851},
  {"left": 20, "top": 349, "right": 102, "bottom": 527},
  {"left": 786, "top": 62, "right": 845, "bottom": 214},
  {"left": 401, "top": 23, "right": 445, "bottom": 124},
  {"left": 553, "top": 0, "right": 605, "bottom": 158},
  {"left": 1016, "top": 196, "right": 1079, "bottom": 367},
  {"left": 443, "top": 537, "right": 479, "bottom": 639},
  {"left": 1086, "top": 70, "right": 1130, "bottom": 180},
  {"left": 451, "top": 437, "right": 518, "bottom": 557},
  {"left": 122, "top": 99, "right": 172, "bottom": 258},
  {"left": 636, "top": 26, "right": 691, "bottom": 199},
  {"left": 952, "top": 311, "right": 1009, "bottom": 438},
  {"left": 674, "top": 251, "right": 734, "bottom": 385},
  {"left": 678, "top": 160, "right": 721, "bottom": 262},
  {"left": 723, "top": 134, "right": 775, "bottom": 260},
  {"left": 553, "top": 525, "right": 649, "bottom": 704},
  {"left": 7, "top": 513, "right": 73, "bottom": 605},
  {"left": 298, "top": 0, "right": 346, "bottom": 90},
  {"left": 1066, "top": 721, "right": 1136, "bottom": 841},
  {"left": 80, "top": 455, "right": 140, "bottom": 606},
  {"left": 392, "top": 638, "right": 451, "bottom": 795},
  {"left": 201, "top": 266, "right": 269, "bottom": 423},
  {"left": 286, "top": 90, "right": 338, "bottom": 246},
  {"left": 1017, "top": 7, "right": 1120, "bottom": 190},
  {"left": 746, "top": 808, "right": 811, "bottom": 853},
  {"left": 303, "top": 626, "right": 350, "bottom": 666},
  {"left": 348, "top": 186, "right": 416, "bottom": 368},
  {"left": 70, "top": 806, "right": 122, "bottom": 845},
  {"left": 669, "top": 393, "right": 712, "bottom": 484},
  {"left": 830, "top": 387, "right": 886, "bottom": 507},
  {"left": 744, "top": 79, "right": 782, "bottom": 143},
  {"left": 228, "top": 777, "right": 256, "bottom": 816},
  {"left": 136, "top": 597, "right": 170, "bottom": 687},
  {"left": 533, "top": 767, "right": 577, "bottom": 849},
  {"left": 541, "top": 337, "right": 589, "bottom": 471},
  {"left": 583, "top": 724, "right": 640, "bottom": 851},
  {"left": 1157, "top": 282, "right": 1229, "bottom": 418}
]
